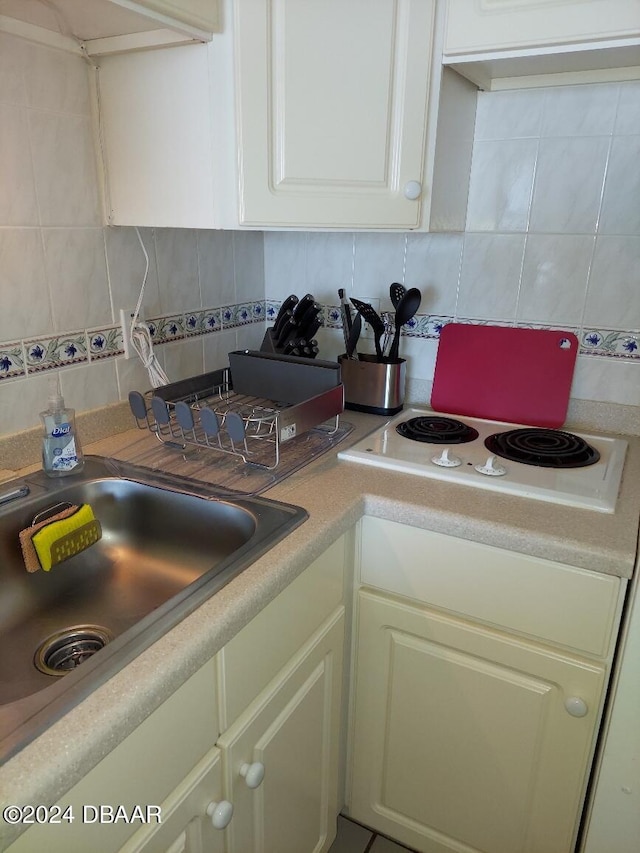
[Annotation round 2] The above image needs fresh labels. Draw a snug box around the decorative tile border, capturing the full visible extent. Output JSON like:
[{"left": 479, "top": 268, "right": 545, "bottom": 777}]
[
  {"left": 184, "top": 311, "right": 207, "bottom": 336},
  {"left": 0, "top": 342, "right": 25, "bottom": 380},
  {"left": 1, "top": 302, "right": 637, "bottom": 384},
  {"left": 265, "top": 300, "right": 280, "bottom": 323},
  {"left": 88, "top": 326, "right": 124, "bottom": 360},
  {"left": 318, "top": 306, "right": 640, "bottom": 361},
  {"left": 325, "top": 305, "right": 342, "bottom": 328},
  {"left": 25, "top": 332, "right": 88, "bottom": 373},
  {"left": 252, "top": 300, "right": 267, "bottom": 322},
  {"left": 581, "top": 329, "right": 639, "bottom": 358}
]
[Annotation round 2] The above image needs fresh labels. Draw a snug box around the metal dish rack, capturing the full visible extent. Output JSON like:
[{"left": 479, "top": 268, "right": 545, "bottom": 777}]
[{"left": 128, "top": 352, "right": 344, "bottom": 471}]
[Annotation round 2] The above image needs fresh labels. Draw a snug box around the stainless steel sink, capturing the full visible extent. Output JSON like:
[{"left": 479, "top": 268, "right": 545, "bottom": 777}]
[{"left": 0, "top": 456, "right": 307, "bottom": 761}]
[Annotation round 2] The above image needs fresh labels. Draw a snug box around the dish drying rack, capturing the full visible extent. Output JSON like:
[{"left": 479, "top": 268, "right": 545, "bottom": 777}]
[{"left": 128, "top": 351, "right": 345, "bottom": 471}]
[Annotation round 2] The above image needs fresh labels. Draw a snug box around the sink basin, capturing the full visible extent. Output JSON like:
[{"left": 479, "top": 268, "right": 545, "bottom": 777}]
[{"left": 0, "top": 457, "right": 307, "bottom": 761}]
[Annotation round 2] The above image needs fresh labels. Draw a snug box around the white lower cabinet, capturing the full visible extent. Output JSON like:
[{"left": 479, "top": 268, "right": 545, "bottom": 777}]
[
  {"left": 219, "top": 610, "right": 344, "bottom": 853},
  {"left": 346, "top": 518, "right": 624, "bottom": 853},
  {"left": 5, "top": 534, "right": 348, "bottom": 853},
  {"left": 124, "top": 608, "right": 344, "bottom": 853},
  {"left": 350, "top": 591, "right": 605, "bottom": 853}
]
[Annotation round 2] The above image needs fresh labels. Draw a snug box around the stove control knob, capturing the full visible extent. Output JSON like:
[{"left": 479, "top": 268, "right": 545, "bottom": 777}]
[
  {"left": 431, "top": 448, "right": 462, "bottom": 468},
  {"left": 475, "top": 455, "right": 507, "bottom": 477}
]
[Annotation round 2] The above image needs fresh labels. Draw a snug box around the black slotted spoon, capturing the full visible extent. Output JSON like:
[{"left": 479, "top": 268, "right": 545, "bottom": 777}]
[
  {"left": 390, "top": 282, "right": 406, "bottom": 309},
  {"left": 388, "top": 287, "right": 421, "bottom": 362},
  {"left": 350, "top": 297, "right": 386, "bottom": 361}
]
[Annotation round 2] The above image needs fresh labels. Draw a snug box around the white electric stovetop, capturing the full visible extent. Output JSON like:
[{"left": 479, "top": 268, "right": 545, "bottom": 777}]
[{"left": 338, "top": 408, "right": 627, "bottom": 513}]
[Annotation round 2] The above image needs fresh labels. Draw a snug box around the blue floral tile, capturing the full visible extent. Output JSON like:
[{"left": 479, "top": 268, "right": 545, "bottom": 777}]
[
  {"left": 426, "top": 315, "right": 452, "bottom": 337},
  {"left": 401, "top": 314, "right": 424, "bottom": 336},
  {"left": 325, "top": 305, "right": 343, "bottom": 328},
  {"left": 152, "top": 315, "right": 185, "bottom": 343},
  {"left": 236, "top": 303, "right": 253, "bottom": 324},
  {"left": 203, "top": 309, "right": 222, "bottom": 334},
  {"left": 220, "top": 305, "right": 237, "bottom": 327},
  {"left": 221, "top": 303, "right": 253, "bottom": 327},
  {"left": 0, "top": 342, "right": 25, "bottom": 380},
  {"left": 185, "top": 311, "right": 207, "bottom": 336},
  {"left": 25, "top": 333, "right": 88, "bottom": 372},
  {"left": 144, "top": 319, "right": 159, "bottom": 341},
  {"left": 88, "top": 326, "right": 124, "bottom": 360},
  {"left": 581, "top": 329, "right": 640, "bottom": 358},
  {"left": 265, "top": 300, "right": 280, "bottom": 323},
  {"left": 252, "top": 300, "right": 266, "bottom": 322}
]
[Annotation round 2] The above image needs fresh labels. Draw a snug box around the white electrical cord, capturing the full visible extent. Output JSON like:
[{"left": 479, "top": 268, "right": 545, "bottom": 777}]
[
  {"left": 130, "top": 228, "right": 170, "bottom": 388},
  {"left": 11, "top": 2, "right": 170, "bottom": 388}
]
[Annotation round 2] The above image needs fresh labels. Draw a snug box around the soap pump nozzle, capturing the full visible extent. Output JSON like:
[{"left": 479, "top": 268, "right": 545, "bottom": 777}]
[{"left": 47, "top": 375, "right": 65, "bottom": 413}]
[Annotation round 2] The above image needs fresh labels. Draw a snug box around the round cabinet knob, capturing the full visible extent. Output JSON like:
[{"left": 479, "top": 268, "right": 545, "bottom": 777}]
[
  {"left": 432, "top": 448, "right": 462, "bottom": 468},
  {"left": 565, "top": 697, "right": 589, "bottom": 718},
  {"left": 403, "top": 180, "right": 422, "bottom": 200},
  {"left": 475, "top": 455, "right": 507, "bottom": 477},
  {"left": 206, "top": 800, "right": 234, "bottom": 830},
  {"left": 240, "top": 761, "right": 265, "bottom": 789}
]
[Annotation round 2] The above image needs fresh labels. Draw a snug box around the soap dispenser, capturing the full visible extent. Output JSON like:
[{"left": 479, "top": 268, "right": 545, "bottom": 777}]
[{"left": 40, "top": 375, "right": 84, "bottom": 477}]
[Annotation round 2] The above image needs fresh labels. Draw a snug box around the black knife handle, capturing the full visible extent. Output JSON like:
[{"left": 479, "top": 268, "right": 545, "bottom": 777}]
[
  {"left": 292, "top": 293, "right": 315, "bottom": 321},
  {"left": 273, "top": 294, "right": 299, "bottom": 336},
  {"left": 276, "top": 316, "right": 299, "bottom": 347}
]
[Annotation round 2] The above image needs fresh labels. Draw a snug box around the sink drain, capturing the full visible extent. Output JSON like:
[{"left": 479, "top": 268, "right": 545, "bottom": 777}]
[{"left": 34, "top": 625, "right": 113, "bottom": 677}]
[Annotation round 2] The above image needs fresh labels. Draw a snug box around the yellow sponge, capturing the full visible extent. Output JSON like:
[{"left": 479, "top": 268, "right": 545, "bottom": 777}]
[{"left": 19, "top": 504, "right": 102, "bottom": 573}]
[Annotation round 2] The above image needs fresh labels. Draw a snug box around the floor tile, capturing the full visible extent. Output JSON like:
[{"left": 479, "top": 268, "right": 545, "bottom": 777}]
[{"left": 328, "top": 815, "right": 374, "bottom": 852}]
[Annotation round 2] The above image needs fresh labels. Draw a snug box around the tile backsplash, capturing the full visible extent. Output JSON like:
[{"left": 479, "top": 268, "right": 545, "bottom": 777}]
[{"left": 0, "top": 28, "right": 638, "bottom": 442}]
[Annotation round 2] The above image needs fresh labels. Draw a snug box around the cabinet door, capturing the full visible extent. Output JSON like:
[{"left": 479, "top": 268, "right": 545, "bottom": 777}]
[
  {"left": 119, "top": 747, "right": 227, "bottom": 853},
  {"left": 234, "top": 0, "right": 435, "bottom": 228},
  {"left": 219, "top": 609, "right": 345, "bottom": 853},
  {"left": 349, "top": 590, "right": 606, "bottom": 853},
  {"left": 444, "top": 0, "right": 640, "bottom": 55}
]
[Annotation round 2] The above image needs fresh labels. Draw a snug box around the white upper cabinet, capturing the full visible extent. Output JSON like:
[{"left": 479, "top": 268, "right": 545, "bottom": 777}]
[
  {"left": 443, "top": 0, "right": 640, "bottom": 90},
  {"left": 97, "top": 0, "right": 477, "bottom": 230},
  {"left": 0, "top": 0, "right": 220, "bottom": 56},
  {"left": 234, "top": 0, "right": 435, "bottom": 228}
]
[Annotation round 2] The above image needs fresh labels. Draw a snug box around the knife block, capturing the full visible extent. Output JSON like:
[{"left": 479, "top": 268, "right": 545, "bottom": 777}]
[
  {"left": 260, "top": 327, "right": 318, "bottom": 359},
  {"left": 339, "top": 354, "right": 406, "bottom": 415},
  {"left": 260, "top": 327, "right": 282, "bottom": 354}
]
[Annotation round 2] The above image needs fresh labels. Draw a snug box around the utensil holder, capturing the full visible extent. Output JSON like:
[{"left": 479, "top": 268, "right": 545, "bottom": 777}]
[{"left": 338, "top": 354, "right": 406, "bottom": 415}]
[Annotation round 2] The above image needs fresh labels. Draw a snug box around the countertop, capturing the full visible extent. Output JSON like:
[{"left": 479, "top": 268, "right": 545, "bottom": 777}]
[{"left": 1, "top": 409, "right": 639, "bottom": 843}]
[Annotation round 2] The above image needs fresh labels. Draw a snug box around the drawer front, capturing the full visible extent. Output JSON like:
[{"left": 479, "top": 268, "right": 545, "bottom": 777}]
[
  {"left": 219, "top": 534, "right": 347, "bottom": 724},
  {"left": 359, "top": 517, "right": 622, "bottom": 658}
]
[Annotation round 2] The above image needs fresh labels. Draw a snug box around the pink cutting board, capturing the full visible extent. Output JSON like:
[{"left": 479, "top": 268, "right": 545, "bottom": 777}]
[{"left": 431, "top": 324, "right": 579, "bottom": 428}]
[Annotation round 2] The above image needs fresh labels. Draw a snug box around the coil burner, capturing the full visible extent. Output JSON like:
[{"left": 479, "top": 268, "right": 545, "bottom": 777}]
[
  {"left": 396, "top": 416, "right": 479, "bottom": 445},
  {"left": 484, "top": 428, "right": 600, "bottom": 469}
]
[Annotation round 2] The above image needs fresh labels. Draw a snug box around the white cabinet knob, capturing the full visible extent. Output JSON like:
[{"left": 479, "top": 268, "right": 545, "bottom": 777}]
[
  {"left": 240, "top": 761, "right": 265, "bottom": 789},
  {"left": 206, "top": 800, "right": 234, "bottom": 829},
  {"left": 564, "top": 697, "right": 588, "bottom": 718},
  {"left": 403, "top": 180, "right": 422, "bottom": 200}
]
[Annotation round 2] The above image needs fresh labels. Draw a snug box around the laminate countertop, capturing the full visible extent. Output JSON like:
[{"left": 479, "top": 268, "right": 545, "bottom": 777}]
[{"left": 1, "top": 409, "right": 639, "bottom": 847}]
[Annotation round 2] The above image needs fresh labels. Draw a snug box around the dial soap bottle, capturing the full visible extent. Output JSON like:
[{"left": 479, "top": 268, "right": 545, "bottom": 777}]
[{"left": 40, "top": 376, "right": 84, "bottom": 477}]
